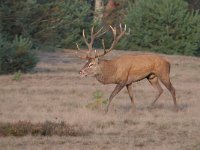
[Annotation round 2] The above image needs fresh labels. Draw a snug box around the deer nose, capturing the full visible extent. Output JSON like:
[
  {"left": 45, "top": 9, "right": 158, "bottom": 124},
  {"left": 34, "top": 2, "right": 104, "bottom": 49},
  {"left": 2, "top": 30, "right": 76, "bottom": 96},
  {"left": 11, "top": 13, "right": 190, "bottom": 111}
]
[
  {"left": 79, "top": 70, "right": 87, "bottom": 77},
  {"left": 79, "top": 70, "right": 83, "bottom": 74}
]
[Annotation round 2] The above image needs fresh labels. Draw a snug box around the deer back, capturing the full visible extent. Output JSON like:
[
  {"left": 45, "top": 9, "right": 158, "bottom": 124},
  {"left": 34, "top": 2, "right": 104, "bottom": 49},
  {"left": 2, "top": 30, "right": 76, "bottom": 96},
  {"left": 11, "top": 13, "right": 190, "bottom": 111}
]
[{"left": 96, "top": 54, "right": 170, "bottom": 84}]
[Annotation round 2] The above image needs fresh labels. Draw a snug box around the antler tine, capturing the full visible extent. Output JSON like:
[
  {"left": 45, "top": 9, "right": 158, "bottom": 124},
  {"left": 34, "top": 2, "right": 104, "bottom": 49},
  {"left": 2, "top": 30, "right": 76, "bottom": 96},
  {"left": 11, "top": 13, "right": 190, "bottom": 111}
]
[
  {"left": 119, "top": 24, "right": 127, "bottom": 33},
  {"left": 94, "top": 49, "right": 97, "bottom": 58},
  {"left": 119, "top": 23, "right": 122, "bottom": 32},
  {"left": 96, "top": 29, "right": 107, "bottom": 38},
  {"left": 75, "top": 52, "right": 88, "bottom": 59},
  {"left": 110, "top": 25, "right": 116, "bottom": 34},
  {"left": 75, "top": 43, "right": 89, "bottom": 59},
  {"left": 91, "top": 26, "right": 94, "bottom": 38},
  {"left": 82, "top": 29, "right": 90, "bottom": 48},
  {"left": 125, "top": 28, "right": 131, "bottom": 35},
  {"left": 92, "top": 27, "right": 107, "bottom": 41},
  {"left": 76, "top": 43, "right": 81, "bottom": 51},
  {"left": 124, "top": 24, "right": 127, "bottom": 31},
  {"left": 90, "top": 26, "right": 96, "bottom": 47},
  {"left": 88, "top": 26, "right": 106, "bottom": 51},
  {"left": 93, "top": 39, "right": 106, "bottom": 59},
  {"left": 94, "top": 27, "right": 103, "bottom": 37},
  {"left": 95, "top": 24, "right": 127, "bottom": 58},
  {"left": 115, "top": 24, "right": 127, "bottom": 42},
  {"left": 109, "top": 25, "right": 117, "bottom": 40},
  {"left": 102, "top": 39, "right": 106, "bottom": 51}
]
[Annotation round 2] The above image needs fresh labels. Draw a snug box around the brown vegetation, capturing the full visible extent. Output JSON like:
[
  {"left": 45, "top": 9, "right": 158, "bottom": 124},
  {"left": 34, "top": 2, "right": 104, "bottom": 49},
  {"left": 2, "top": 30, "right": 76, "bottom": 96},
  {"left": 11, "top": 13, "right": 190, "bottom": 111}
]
[
  {"left": 0, "top": 121, "right": 87, "bottom": 137},
  {"left": 0, "top": 50, "right": 200, "bottom": 149}
]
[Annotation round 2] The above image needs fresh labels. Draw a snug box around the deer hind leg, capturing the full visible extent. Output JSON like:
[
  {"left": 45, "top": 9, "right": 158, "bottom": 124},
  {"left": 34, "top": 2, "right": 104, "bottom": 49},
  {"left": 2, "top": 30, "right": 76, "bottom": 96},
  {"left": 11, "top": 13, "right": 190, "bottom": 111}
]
[
  {"left": 126, "top": 83, "right": 136, "bottom": 112},
  {"left": 159, "top": 74, "right": 178, "bottom": 110},
  {"left": 106, "top": 84, "right": 125, "bottom": 113},
  {"left": 148, "top": 75, "right": 163, "bottom": 107}
]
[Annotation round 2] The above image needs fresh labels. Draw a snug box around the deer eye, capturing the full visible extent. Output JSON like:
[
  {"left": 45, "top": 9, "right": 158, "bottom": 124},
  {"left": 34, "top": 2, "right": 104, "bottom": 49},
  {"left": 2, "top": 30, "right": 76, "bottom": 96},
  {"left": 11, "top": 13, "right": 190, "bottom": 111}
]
[{"left": 88, "top": 63, "right": 93, "bottom": 67}]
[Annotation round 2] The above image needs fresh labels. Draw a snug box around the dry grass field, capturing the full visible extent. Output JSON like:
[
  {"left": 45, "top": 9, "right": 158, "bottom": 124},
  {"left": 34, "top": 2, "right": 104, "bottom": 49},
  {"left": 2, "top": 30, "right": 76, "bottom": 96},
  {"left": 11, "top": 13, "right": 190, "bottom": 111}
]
[{"left": 0, "top": 50, "right": 200, "bottom": 150}]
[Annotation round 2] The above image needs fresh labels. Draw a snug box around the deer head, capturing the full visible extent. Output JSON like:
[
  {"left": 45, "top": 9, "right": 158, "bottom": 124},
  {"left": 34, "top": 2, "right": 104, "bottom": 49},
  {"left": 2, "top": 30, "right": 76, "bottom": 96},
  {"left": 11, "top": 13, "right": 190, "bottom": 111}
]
[{"left": 76, "top": 24, "right": 128, "bottom": 77}]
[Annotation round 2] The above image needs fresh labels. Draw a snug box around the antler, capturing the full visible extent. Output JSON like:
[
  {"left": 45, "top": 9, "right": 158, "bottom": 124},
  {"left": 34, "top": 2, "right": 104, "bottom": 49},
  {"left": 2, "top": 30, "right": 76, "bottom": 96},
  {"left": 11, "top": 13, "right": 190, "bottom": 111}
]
[
  {"left": 75, "top": 43, "right": 89, "bottom": 59},
  {"left": 75, "top": 26, "right": 107, "bottom": 59},
  {"left": 94, "top": 24, "right": 128, "bottom": 58},
  {"left": 75, "top": 24, "right": 128, "bottom": 59}
]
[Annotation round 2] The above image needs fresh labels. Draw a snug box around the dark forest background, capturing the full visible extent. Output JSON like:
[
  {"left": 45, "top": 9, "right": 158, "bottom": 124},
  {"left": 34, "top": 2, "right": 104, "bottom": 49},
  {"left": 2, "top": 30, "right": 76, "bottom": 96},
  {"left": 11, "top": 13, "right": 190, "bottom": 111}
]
[{"left": 0, "top": 0, "right": 200, "bottom": 73}]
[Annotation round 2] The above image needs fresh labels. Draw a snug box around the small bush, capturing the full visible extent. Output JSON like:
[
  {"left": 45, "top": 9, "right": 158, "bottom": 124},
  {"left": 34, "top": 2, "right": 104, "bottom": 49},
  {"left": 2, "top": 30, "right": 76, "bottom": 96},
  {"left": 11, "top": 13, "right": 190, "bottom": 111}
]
[
  {"left": 86, "top": 90, "right": 107, "bottom": 110},
  {"left": 0, "top": 121, "right": 32, "bottom": 137},
  {"left": 0, "top": 35, "right": 38, "bottom": 74},
  {"left": 0, "top": 121, "right": 88, "bottom": 137},
  {"left": 12, "top": 70, "right": 22, "bottom": 81}
]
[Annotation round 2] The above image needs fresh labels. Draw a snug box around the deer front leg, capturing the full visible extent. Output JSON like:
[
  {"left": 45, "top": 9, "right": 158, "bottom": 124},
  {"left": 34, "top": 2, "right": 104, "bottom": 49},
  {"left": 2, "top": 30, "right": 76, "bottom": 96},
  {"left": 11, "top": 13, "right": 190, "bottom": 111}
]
[{"left": 106, "top": 84, "right": 125, "bottom": 113}]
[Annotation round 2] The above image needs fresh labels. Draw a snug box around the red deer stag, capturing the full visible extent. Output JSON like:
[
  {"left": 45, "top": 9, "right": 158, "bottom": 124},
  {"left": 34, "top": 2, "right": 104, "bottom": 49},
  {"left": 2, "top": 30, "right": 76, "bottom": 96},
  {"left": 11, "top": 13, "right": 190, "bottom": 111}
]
[{"left": 76, "top": 24, "right": 178, "bottom": 113}]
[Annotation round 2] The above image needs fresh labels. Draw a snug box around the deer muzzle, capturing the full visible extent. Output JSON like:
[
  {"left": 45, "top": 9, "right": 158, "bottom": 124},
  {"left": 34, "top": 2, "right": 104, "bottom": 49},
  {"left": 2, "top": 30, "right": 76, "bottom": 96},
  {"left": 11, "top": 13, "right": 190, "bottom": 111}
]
[{"left": 79, "top": 70, "right": 87, "bottom": 77}]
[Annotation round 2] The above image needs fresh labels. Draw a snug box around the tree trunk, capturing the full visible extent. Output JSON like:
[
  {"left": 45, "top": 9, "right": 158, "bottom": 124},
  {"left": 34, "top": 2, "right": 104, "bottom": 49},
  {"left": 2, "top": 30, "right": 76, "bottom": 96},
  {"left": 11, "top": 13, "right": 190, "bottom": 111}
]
[
  {"left": 94, "top": 0, "right": 104, "bottom": 22},
  {"left": 102, "top": 0, "right": 120, "bottom": 27}
]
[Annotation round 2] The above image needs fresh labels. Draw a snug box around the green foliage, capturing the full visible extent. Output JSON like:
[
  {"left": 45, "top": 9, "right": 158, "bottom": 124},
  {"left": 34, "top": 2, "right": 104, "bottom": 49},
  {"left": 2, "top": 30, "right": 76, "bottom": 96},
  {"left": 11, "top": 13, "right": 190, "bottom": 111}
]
[
  {"left": 0, "top": 0, "right": 92, "bottom": 49},
  {"left": 0, "top": 35, "right": 38, "bottom": 74},
  {"left": 12, "top": 35, "right": 33, "bottom": 55},
  {"left": 93, "top": 90, "right": 104, "bottom": 100},
  {"left": 86, "top": 90, "right": 107, "bottom": 110},
  {"left": 12, "top": 70, "right": 22, "bottom": 81},
  {"left": 1, "top": 0, "right": 199, "bottom": 56},
  {"left": 124, "top": 0, "right": 200, "bottom": 55}
]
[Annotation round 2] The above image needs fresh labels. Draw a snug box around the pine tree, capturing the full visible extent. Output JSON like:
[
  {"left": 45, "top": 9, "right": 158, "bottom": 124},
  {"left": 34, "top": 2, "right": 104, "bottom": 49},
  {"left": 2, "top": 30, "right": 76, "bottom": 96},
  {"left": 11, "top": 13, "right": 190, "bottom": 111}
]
[
  {"left": 0, "top": 0, "right": 92, "bottom": 49},
  {"left": 125, "top": 0, "right": 200, "bottom": 55}
]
